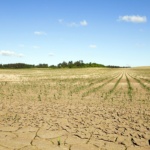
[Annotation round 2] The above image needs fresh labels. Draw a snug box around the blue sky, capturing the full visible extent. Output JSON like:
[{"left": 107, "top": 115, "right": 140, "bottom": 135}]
[{"left": 0, "top": 0, "right": 150, "bottom": 67}]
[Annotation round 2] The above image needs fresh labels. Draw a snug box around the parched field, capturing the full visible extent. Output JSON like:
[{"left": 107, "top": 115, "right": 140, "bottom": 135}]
[{"left": 0, "top": 68, "right": 150, "bottom": 150}]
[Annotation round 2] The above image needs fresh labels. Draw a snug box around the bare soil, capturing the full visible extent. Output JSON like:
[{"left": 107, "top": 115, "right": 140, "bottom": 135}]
[{"left": 0, "top": 68, "right": 150, "bottom": 150}]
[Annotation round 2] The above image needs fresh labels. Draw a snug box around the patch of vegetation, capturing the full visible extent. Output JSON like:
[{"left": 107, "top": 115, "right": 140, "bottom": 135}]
[
  {"left": 126, "top": 74, "right": 133, "bottom": 100},
  {"left": 109, "top": 74, "right": 123, "bottom": 94},
  {"left": 129, "top": 74, "right": 150, "bottom": 91},
  {"left": 82, "top": 73, "right": 120, "bottom": 97}
]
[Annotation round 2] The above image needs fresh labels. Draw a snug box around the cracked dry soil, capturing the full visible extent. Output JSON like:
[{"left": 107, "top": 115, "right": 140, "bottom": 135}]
[
  {"left": 0, "top": 101, "right": 150, "bottom": 150},
  {"left": 0, "top": 69, "right": 150, "bottom": 150}
]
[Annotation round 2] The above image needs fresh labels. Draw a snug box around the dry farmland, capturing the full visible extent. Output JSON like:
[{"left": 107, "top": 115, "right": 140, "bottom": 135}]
[{"left": 0, "top": 68, "right": 150, "bottom": 150}]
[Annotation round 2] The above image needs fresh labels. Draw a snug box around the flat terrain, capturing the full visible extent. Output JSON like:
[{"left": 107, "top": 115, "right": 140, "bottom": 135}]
[{"left": 0, "top": 68, "right": 150, "bottom": 150}]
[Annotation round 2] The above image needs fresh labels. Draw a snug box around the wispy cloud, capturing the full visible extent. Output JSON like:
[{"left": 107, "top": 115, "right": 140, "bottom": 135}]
[
  {"left": 49, "top": 53, "right": 54, "bottom": 56},
  {"left": 32, "top": 45, "right": 40, "bottom": 49},
  {"left": 118, "top": 15, "right": 147, "bottom": 23},
  {"left": 58, "top": 19, "right": 64, "bottom": 24},
  {"left": 67, "top": 22, "right": 79, "bottom": 27},
  {"left": 34, "top": 31, "right": 47, "bottom": 35},
  {"left": 89, "top": 44, "right": 97, "bottom": 49},
  {"left": 58, "top": 19, "right": 88, "bottom": 27},
  {"left": 0, "top": 50, "right": 24, "bottom": 57},
  {"left": 80, "top": 20, "right": 88, "bottom": 26}
]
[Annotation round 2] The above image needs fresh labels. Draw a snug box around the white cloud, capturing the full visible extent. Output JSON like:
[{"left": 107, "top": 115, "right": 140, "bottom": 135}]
[
  {"left": 59, "top": 19, "right": 88, "bottom": 27},
  {"left": 119, "top": 15, "right": 147, "bottom": 23},
  {"left": 0, "top": 50, "right": 24, "bottom": 57},
  {"left": 32, "top": 45, "right": 40, "bottom": 49},
  {"left": 34, "top": 31, "right": 47, "bottom": 35},
  {"left": 80, "top": 20, "right": 88, "bottom": 26},
  {"left": 89, "top": 44, "right": 97, "bottom": 49},
  {"left": 49, "top": 53, "right": 54, "bottom": 56}
]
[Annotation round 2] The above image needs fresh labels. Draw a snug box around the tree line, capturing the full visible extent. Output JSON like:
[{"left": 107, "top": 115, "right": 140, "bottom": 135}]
[
  {"left": 55, "top": 60, "right": 105, "bottom": 68},
  {"left": 0, "top": 61, "right": 130, "bottom": 69},
  {"left": 0, "top": 63, "right": 49, "bottom": 69},
  {"left": 106, "top": 65, "right": 131, "bottom": 68}
]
